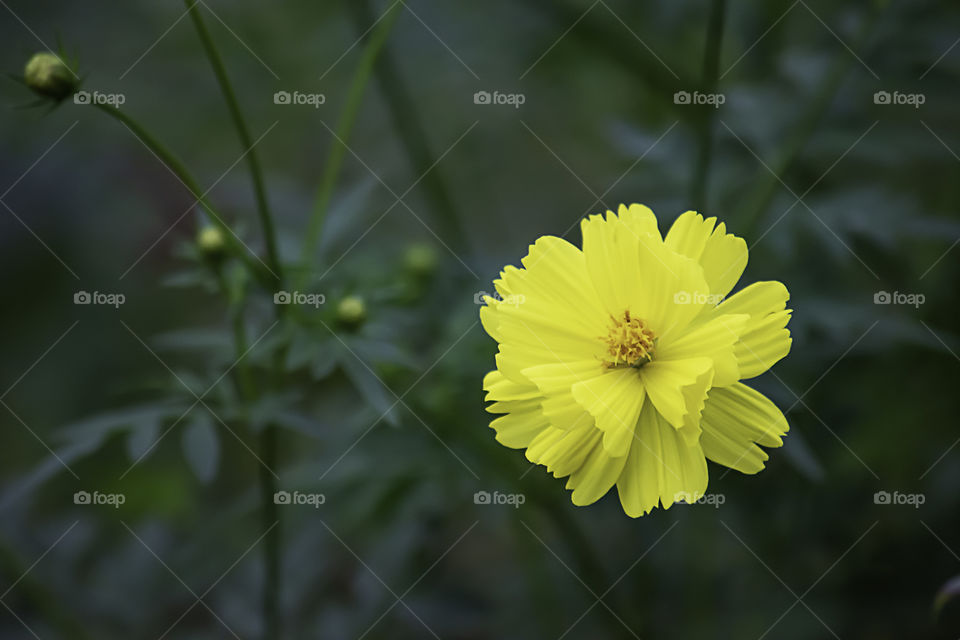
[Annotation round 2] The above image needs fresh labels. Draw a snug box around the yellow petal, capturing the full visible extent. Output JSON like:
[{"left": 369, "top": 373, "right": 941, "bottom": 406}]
[
  {"left": 582, "top": 210, "right": 711, "bottom": 340},
  {"left": 490, "top": 409, "right": 549, "bottom": 449},
  {"left": 485, "top": 236, "right": 609, "bottom": 378},
  {"left": 521, "top": 360, "right": 600, "bottom": 430},
  {"left": 616, "top": 405, "right": 709, "bottom": 517},
  {"left": 483, "top": 369, "right": 540, "bottom": 402},
  {"left": 526, "top": 424, "right": 600, "bottom": 478},
  {"left": 710, "top": 281, "right": 792, "bottom": 379},
  {"left": 565, "top": 436, "right": 629, "bottom": 506},
  {"left": 665, "top": 211, "right": 748, "bottom": 298},
  {"left": 571, "top": 368, "right": 646, "bottom": 457},
  {"left": 617, "top": 203, "right": 662, "bottom": 240},
  {"left": 638, "top": 357, "right": 713, "bottom": 430},
  {"left": 657, "top": 313, "right": 749, "bottom": 386},
  {"left": 699, "top": 382, "right": 789, "bottom": 474}
]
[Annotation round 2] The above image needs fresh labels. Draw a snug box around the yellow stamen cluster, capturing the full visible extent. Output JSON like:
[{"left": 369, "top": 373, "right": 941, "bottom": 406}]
[{"left": 603, "top": 310, "right": 655, "bottom": 368}]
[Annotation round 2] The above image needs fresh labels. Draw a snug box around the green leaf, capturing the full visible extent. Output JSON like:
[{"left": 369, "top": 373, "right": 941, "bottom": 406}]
[
  {"left": 340, "top": 353, "right": 399, "bottom": 427},
  {"left": 182, "top": 412, "right": 220, "bottom": 484},
  {"left": 58, "top": 403, "right": 188, "bottom": 445},
  {"left": 351, "top": 338, "right": 418, "bottom": 369},
  {"left": 125, "top": 419, "right": 161, "bottom": 464}
]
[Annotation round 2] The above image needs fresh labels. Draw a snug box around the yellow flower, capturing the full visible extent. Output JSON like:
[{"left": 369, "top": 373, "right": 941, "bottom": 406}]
[{"left": 480, "top": 204, "right": 792, "bottom": 516}]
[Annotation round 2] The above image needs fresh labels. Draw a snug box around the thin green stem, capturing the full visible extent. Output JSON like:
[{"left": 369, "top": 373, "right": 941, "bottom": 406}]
[
  {"left": 298, "top": 0, "right": 403, "bottom": 290},
  {"left": 184, "top": 0, "right": 282, "bottom": 286},
  {"left": 218, "top": 268, "right": 280, "bottom": 640},
  {"left": 691, "top": 0, "right": 727, "bottom": 209},
  {"left": 258, "top": 426, "right": 279, "bottom": 639},
  {"left": 91, "top": 103, "right": 274, "bottom": 287}
]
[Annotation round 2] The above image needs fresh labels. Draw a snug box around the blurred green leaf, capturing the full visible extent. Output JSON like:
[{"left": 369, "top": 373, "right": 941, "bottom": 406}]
[
  {"left": 181, "top": 412, "right": 220, "bottom": 484},
  {"left": 340, "top": 354, "right": 399, "bottom": 427}
]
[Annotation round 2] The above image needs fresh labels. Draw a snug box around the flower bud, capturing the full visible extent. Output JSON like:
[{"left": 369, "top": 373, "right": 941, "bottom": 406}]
[
  {"left": 24, "top": 52, "right": 77, "bottom": 102},
  {"left": 336, "top": 296, "right": 367, "bottom": 329},
  {"left": 196, "top": 226, "right": 226, "bottom": 260},
  {"left": 403, "top": 243, "right": 438, "bottom": 278}
]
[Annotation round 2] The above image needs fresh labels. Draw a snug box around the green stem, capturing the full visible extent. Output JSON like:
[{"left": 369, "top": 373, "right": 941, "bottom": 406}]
[
  {"left": 347, "top": 0, "right": 470, "bottom": 252},
  {"left": 298, "top": 0, "right": 402, "bottom": 289},
  {"left": 219, "top": 271, "right": 280, "bottom": 640},
  {"left": 258, "top": 426, "right": 279, "bottom": 639},
  {"left": 738, "top": 6, "right": 884, "bottom": 236},
  {"left": 184, "top": 0, "right": 282, "bottom": 286},
  {"left": 91, "top": 103, "right": 274, "bottom": 287},
  {"left": 691, "top": 0, "right": 727, "bottom": 209}
]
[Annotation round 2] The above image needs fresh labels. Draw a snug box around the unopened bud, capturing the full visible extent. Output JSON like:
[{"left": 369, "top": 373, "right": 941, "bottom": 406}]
[
  {"left": 197, "top": 226, "right": 226, "bottom": 260},
  {"left": 403, "top": 243, "right": 438, "bottom": 278},
  {"left": 336, "top": 296, "right": 367, "bottom": 329},
  {"left": 24, "top": 52, "right": 77, "bottom": 102}
]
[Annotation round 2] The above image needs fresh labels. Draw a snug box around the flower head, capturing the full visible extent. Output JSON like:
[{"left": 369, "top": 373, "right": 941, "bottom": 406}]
[{"left": 480, "top": 204, "right": 792, "bottom": 516}]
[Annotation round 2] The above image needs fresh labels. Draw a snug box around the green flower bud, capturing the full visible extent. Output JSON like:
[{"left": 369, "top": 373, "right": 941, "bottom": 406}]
[
  {"left": 336, "top": 296, "right": 367, "bottom": 329},
  {"left": 24, "top": 52, "right": 77, "bottom": 102},
  {"left": 197, "top": 226, "right": 226, "bottom": 260},
  {"left": 403, "top": 243, "right": 438, "bottom": 278}
]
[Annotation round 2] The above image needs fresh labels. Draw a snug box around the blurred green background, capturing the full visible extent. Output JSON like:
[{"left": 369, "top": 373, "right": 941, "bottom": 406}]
[{"left": 2, "top": 0, "right": 960, "bottom": 638}]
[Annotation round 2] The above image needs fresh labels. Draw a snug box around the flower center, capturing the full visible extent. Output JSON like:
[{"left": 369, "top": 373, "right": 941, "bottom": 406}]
[{"left": 603, "top": 310, "right": 655, "bottom": 368}]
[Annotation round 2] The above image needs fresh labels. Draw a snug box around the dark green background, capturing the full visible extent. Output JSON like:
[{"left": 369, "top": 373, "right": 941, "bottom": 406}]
[{"left": 1, "top": 1, "right": 959, "bottom": 638}]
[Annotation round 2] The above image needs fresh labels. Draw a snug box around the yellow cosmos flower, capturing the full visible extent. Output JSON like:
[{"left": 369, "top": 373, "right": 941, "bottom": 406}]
[{"left": 480, "top": 204, "right": 792, "bottom": 517}]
